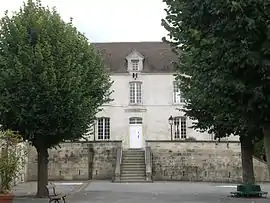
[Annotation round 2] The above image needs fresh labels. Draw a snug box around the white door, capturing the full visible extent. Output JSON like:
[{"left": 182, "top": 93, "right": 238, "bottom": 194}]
[{"left": 129, "top": 124, "right": 143, "bottom": 148}]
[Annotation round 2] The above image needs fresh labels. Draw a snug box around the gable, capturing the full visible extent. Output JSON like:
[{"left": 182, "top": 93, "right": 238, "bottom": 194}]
[{"left": 125, "top": 50, "right": 144, "bottom": 60}]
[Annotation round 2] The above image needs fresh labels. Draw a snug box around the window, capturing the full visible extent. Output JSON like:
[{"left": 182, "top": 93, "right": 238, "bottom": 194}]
[
  {"left": 129, "top": 82, "right": 142, "bottom": 104},
  {"left": 173, "top": 117, "right": 187, "bottom": 139},
  {"left": 131, "top": 59, "right": 139, "bottom": 71},
  {"left": 97, "top": 117, "right": 110, "bottom": 140},
  {"left": 129, "top": 117, "right": 143, "bottom": 124},
  {"left": 173, "top": 81, "right": 185, "bottom": 104}
]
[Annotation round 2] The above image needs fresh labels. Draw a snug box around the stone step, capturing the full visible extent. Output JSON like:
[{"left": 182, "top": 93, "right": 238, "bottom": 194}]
[
  {"left": 122, "top": 154, "right": 145, "bottom": 157},
  {"left": 121, "top": 169, "right": 145, "bottom": 172},
  {"left": 120, "top": 176, "right": 146, "bottom": 180},
  {"left": 120, "top": 178, "right": 146, "bottom": 182},
  {"left": 121, "top": 171, "right": 145, "bottom": 174},
  {"left": 123, "top": 153, "right": 144, "bottom": 156},
  {"left": 122, "top": 161, "right": 145, "bottom": 164},
  {"left": 121, "top": 167, "right": 145, "bottom": 171},
  {"left": 122, "top": 163, "right": 145, "bottom": 166},
  {"left": 122, "top": 158, "right": 145, "bottom": 161},
  {"left": 122, "top": 159, "right": 145, "bottom": 162},
  {"left": 121, "top": 162, "right": 146, "bottom": 168},
  {"left": 121, "top": 164, "right": 145, "bottom": 167},
  {"left": 121, "top": 171, "right": 146, "bottom": 177},
  {"left": 123, "top": 151, "right": 145, "bottom": 153},
  {"left": 122, "top": 162, "right": 145, "bottom": 165},
  {"left": 123, "top": 154, "right": 145, "bottom": 156},
  {"left": 121, "top": 174, "right": 146, "bottom": 178},
  {"left": 121, "top": 166, "right": 145, "bottom": 170},
  {"left": 118, "top": 179, "right": 152, "bottom": 183},
  {"left": 122, "top": 156, "right": 144, "bottom": 158},
  {"left": 123, "top": 149, "right": 144, "bottom": 151},
  {"left": 122, "top": 155, "right": 145, "bottom": 157},
  {"left": 123, "top": 151, "right": 145, "bottom": 154},
  {"left": 122, "top": 157, "right": 145, "bottom": 160}
]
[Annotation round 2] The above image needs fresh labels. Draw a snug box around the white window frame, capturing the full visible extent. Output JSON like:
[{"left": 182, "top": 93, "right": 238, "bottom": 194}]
[
  {"left": 129, "top": 82, "right": 142, "bottom": 104},
  {"left": 129, "top": 117, "right": 143, "bottom": 124},
  {"left": 97, "top": 117, "right": 110, "bottom": 140},
  {"left": 131, "top": 59, "right": 139, "bottom": 71},
  {"left": 173, "top": 116, "right": 187, "bottom": 139},
  {"left": 173, "top": 81, "right": 185, "bottom": 104}
]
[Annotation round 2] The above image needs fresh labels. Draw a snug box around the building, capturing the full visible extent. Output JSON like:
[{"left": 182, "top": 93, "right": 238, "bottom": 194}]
[
  {"left": 91, "top": 42, "right": 239, "bottom": 149},
  {"left": 26, "top": 42, "right": 267, "bottom": 183}
]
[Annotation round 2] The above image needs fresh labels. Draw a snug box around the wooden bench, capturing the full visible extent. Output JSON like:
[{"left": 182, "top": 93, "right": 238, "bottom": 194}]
[
  {"left": 45, "top": 183, "right": 67, "bottom": 203},
  {"left": 230, "top": 184, "right": 268, "bottom": 198},
  {"left": 230, "top": 191, "right": 268, "bottom": 198}
]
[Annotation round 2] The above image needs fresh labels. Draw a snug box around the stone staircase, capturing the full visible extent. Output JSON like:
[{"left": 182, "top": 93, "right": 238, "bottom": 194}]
[{"left": 120, "top": 149, "right": 148, "bottom": 182}]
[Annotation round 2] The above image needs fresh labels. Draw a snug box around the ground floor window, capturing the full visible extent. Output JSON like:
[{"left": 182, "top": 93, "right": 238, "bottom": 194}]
[
  {"left": 173, "top": 116, "right": 187, "bottom": 139},
  {"left": 97, "top": 117, "right": 110, "bottom": 140}
]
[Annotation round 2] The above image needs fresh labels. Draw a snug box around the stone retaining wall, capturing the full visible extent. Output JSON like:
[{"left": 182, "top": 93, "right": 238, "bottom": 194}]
[
  {"left": 146, "top": 140, "right": 269, "bottom": 182},
  {"left": 27, "top": 141, "right": 121, "bottom": 181},
  {"left": 26, "top": 140, "right": 269, "bottom": 182}
]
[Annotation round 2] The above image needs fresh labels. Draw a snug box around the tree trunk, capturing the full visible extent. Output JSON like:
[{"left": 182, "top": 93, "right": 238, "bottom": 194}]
[
  {"left": 263, "top": 126, "right": 270, "bottom": 176},
  {"left": 36, "top": 146, "right": 49, "bottom": 198},
  {"left": 240, "top": 136, "right": 255, "bottom": 184}
]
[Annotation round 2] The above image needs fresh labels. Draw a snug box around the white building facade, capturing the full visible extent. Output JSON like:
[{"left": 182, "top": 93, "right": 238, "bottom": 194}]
[{"left": 91, "top": 42, "right": 239, "bottom": 149}]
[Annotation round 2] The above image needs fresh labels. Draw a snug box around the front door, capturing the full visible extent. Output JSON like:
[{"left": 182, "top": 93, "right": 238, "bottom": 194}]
[
  {"left": 129, "top": 117, "right": 143, "bottom": 149},
  {"left": 129, "top": 124, "right": 142, "bottom": 148}
]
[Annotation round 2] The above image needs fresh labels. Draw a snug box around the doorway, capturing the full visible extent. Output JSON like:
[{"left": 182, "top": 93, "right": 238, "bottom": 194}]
[{"left": 129, "top": 117, "right": 143, "bottom": 149}]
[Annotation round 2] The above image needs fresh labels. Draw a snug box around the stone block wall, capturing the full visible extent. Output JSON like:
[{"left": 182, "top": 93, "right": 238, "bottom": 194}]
[
  {"left": 146, "top": 140, "right": 269, "bottom": 183},
  {"left": 27, "top": 141, "right": 121, "bottom": 181}
]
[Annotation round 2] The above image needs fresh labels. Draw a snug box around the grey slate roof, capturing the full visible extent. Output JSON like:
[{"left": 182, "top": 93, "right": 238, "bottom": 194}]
[{"left": 92, "top": 42, "right": 178, "bottom": 73}]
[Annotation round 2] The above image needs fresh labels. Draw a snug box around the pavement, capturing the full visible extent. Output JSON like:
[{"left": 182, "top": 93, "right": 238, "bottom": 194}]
[{"left": 13, "top": 181, "right": 270, "bottom": 203}]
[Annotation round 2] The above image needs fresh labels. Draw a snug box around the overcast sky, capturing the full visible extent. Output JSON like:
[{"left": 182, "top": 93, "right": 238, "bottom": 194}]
[{"left": 0, "top": 0, "right": 168, "bottom": 42}]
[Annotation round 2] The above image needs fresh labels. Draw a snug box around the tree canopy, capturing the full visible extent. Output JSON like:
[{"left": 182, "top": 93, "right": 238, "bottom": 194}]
[
  {"left": 162, "top": 0, "right": 270, "bottom": 180},
  {"left": 0, "top": 0, "right": 112, "bottom": 196}
]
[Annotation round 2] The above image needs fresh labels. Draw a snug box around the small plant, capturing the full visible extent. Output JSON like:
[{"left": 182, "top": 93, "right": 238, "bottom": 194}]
[{"left": 0, "top": 130, "right": 26, "bottom": 194}]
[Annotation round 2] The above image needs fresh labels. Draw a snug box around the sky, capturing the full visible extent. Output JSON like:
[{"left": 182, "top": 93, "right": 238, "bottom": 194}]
[{"left": 0, "top": 0, "right": 168, "bottom": 42}]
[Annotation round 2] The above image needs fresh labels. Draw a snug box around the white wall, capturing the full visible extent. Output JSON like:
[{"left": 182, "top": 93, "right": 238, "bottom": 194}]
[{"left": 95, "top": 73, "right": 239, "bottom": 148}]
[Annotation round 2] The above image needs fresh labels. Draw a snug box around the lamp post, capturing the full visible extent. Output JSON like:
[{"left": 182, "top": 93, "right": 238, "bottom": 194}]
[
  {"left": 30, "top": 28, "right": 37, "bottom": 47},
  {"left": 168, "top": 115, "right": 173, "bottom": 140}
]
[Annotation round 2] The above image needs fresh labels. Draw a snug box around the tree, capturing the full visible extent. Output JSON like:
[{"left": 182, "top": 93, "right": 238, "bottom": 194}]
[
  {"left": 162, "top": 0, "right": 270, "bottom": 182},
  {"left": 0, "top": 0, "right": 112, "bottom": 197}
]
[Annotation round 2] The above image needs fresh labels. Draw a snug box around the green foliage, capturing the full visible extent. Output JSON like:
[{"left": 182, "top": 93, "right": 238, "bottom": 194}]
[
  {"left": 162, "top": 0, "right": 270, "bottom": 139},
  {"left": 0, "top": 130, "right": 27, "bottom": 193},
  {"left": 0, "top": 0, "right": 112, "bottom": 149}
]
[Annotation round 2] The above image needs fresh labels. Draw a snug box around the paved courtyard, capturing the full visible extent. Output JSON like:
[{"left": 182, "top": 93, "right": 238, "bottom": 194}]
[{"left": 13, "top": 181, "right": 270, "bottom": 203}]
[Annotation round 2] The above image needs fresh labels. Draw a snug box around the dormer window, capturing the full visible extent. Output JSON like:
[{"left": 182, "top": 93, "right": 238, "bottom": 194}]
[
  {"left": 131, "top": 60, "right": 139, "bottom": 71},
  {"left": 126, "top": 50, "right": 144, "bottom": 72}
]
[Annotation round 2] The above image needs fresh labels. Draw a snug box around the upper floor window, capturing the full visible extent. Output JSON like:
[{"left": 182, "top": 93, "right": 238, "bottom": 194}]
[
  {"left": 97, "top": 117, "right": 110, "bottom": 140},
  {"left": 173, "top": 81, "right": 185, "bottom": 104},
  {"left": 129, "top": 82, "right": 142, "bottom": 104},
  {"left": 131, "top": 60, "right": 139, "bottom": 71},
  {"left": 173, "top": 116, "right": 187, "bottom": 139}
]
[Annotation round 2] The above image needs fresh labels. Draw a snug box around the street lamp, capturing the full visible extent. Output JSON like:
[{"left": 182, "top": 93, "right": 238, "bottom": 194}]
[
  {"left": 168, "top": 115, "right": 173, "bottom": 140},
  {"left": 29, "top": 28, "right": 37, "bottom": 47}
]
